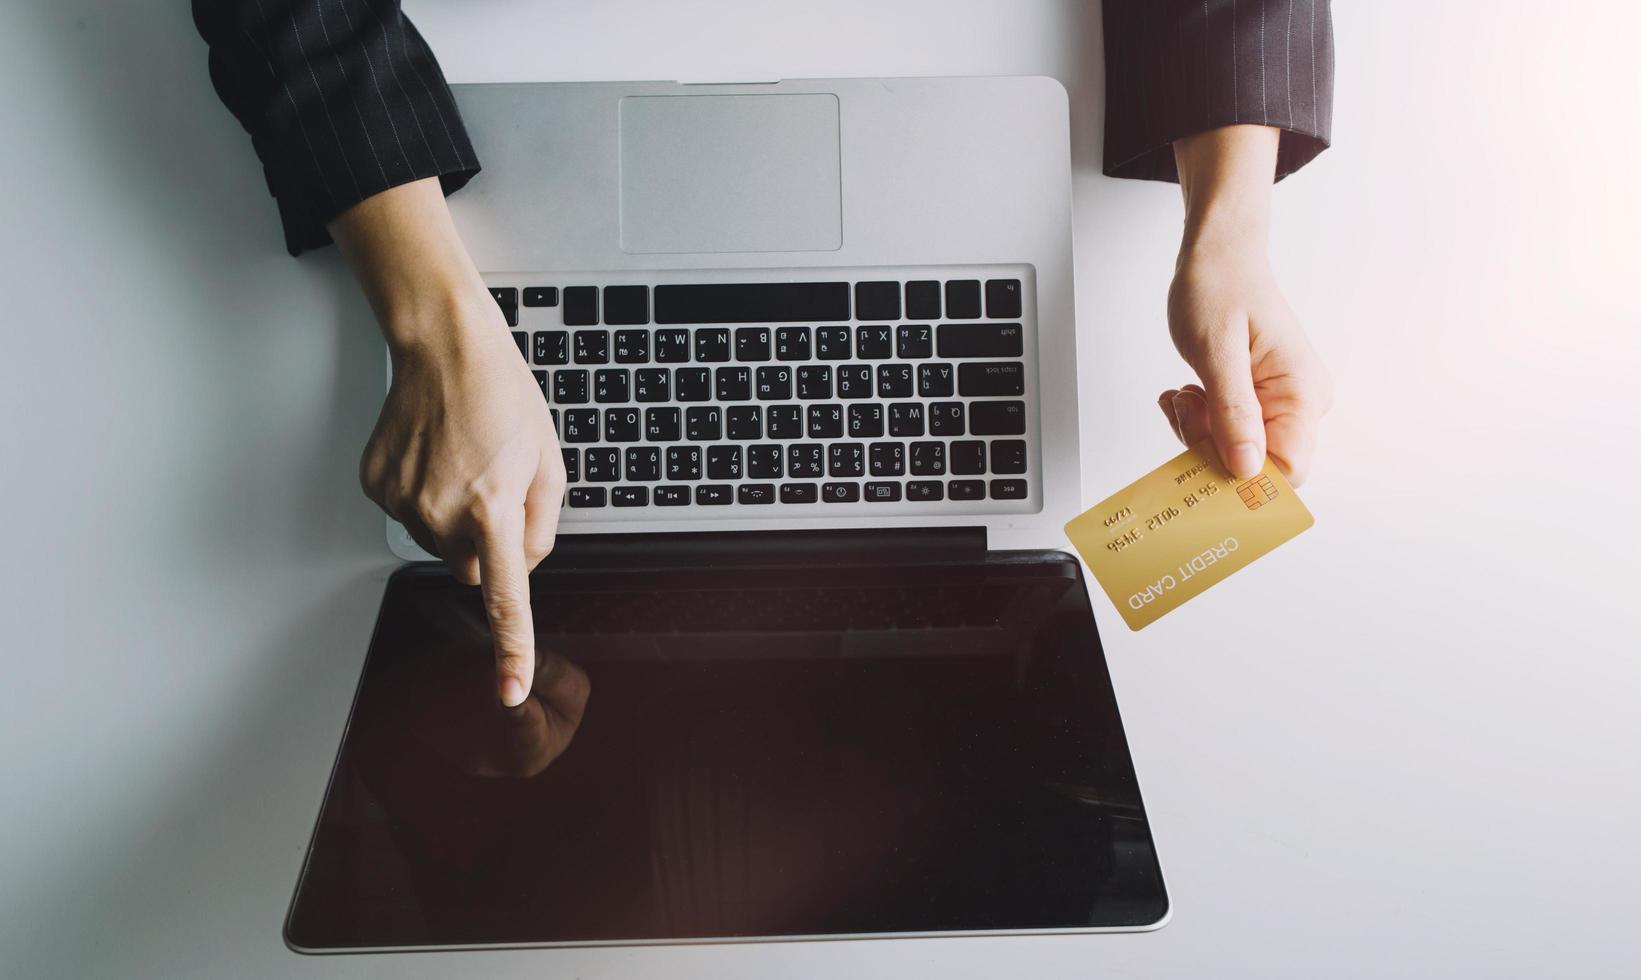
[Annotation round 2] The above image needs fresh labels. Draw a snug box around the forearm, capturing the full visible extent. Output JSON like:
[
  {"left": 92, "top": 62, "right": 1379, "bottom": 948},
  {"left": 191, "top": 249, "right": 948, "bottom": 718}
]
[
  {"left": 329, "top": 178, "right": 491, "bottom": 355},
  {"left": 1173, "top": 125, "right": 1279, "bottom": 255}
]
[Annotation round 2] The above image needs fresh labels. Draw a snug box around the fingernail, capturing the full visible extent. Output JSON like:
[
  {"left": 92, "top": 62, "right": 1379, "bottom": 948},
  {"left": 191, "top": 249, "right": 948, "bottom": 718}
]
[
  {"left": 1171, "top": 394, "right": 1190, "bottom": 426},
  {"left": 1227, "top": 442, "right": 1262, "bottom": 478},
  {"left": 501, "top": 676, "right": 526, "bottom": 707}
]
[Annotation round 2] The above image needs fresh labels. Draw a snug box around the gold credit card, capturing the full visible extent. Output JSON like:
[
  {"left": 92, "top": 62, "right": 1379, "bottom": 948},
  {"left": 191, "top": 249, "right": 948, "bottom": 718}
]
[{"left": 1065, "top": 443, "right": 1314, "bottom": 630}]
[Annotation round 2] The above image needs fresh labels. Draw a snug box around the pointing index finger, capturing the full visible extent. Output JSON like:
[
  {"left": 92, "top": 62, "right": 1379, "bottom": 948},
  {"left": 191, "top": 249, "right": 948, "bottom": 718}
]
[{"left": 475, "top": 517, "right": 536, "bottom": 707}]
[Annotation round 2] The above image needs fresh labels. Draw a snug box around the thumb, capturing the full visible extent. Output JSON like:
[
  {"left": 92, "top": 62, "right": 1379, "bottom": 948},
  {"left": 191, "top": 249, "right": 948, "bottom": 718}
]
[{"left": 1194, "top": 323, "right": 1266, "bottom": 479}]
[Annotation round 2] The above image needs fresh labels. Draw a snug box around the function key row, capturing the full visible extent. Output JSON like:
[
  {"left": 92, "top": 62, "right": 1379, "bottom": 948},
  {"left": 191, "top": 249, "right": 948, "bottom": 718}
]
[
  {"left": 566, "top": 478, "right": 1027, "bottom": 509},
  {"left": 491, "top": 279, "right": 1023, "bottom": 327},
  {"left": 509, "top": 323, "right": 1021, "bottom": 365}
]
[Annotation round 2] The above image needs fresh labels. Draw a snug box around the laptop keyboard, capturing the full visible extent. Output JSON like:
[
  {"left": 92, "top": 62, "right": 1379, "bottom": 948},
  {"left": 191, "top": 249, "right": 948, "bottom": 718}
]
[{"left": 483, "top": 266, "right": 1039, "bottom": 519}]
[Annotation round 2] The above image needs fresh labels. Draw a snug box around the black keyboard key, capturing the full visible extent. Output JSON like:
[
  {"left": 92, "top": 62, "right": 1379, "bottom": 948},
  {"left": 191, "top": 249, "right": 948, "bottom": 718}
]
[
  {"left": 907, "top": 480, "right": 945, "bottom": 501},
  {"left": 554, "top": 369, "right": 589, "bottom": 404},
  {"left": 951, "top": 440, "right": 987, "bottom": 475},
  {"left": 822, "top": 482, "right": 861, "bottom": 503},
  {"left": 807, "top": 404, "right": 844, "bottom": 439},
  {"left": 612, "top": 486, "right": 649, "bottom": 507},
  {"left": 562, "top": 408, "right": 598, "bottom": 443},
  {"left": 667, "top": 446, "right": 703, "bottom": 481},
  {"left": 788, "top": 443, "right": 824, "bottom": 478},
  {"left": 855, "top": 281, "right": 901, "bottom": 321},
  {"left": 836, "top": 364, "right": 872, "bottom": 399},
  {"left": 869, "top": 442, "right": 904, "bottom": 476},
  {"left": 958, "top": 361, "right": 1024, "bottom": 396},
  {"left": 990, "top": 478, "right": 1028, "bottom": 499},
  {"left": 756, "top": 365, "right": 793, "bottom": 400},
  {"left": 918, "top": 362, "right": 955, "bottom": 397},
  {"left": 512, "top": 331, "right": 529, "bottom": 359},
  {"left": 523, "top": 286, "right": 558, "bottom": 307},
  {"left": 949, "top": 479, "right": 985, "bottom": 500},
  {"left": 645, "top": 407, "right": 681, "bottom": 442},
  {"left": 877, "top": 363, "right": 914, "bottom": 398},
  {"left": 828, "top": 443, "right": 865, "bottom": 477},
  {"left": 583, "top": 448, "right": 620, "bottom": 482},
  {"left": 655, "top": 485, "right": 691, "bottom": 506},
  {"left": 603, "top": 285, "right": 649, "bottom": 325},
  {"left": 780, "top": 482, "right": 819, "bottom": 504},
  {"left": 501, "top": 305, "right": 518, "bottom": 326},
  {"left": 848, "top": 403, "right": 884, "bottom": 438},
  {"left": 776, "top": 326, "right": 812, "bottom": 361},
  {"left": 686, "top": 406, "right": 722, "bottom": 441},
  {"left": 937, "top": 323, "right": 1023, "bottom": 358},
  {"left": 906, "top": 280, "right": 941, "bottom": 319},
  {"left": 534, "top": 330, "right": 568, "bottom": 365},
  {"left": 594, "top": 369, "right": 630, "bottom": 403},
  {"left": 944, "top": 280, "right": 981, "bottom": 319},
  {"left": 985, "top": 279, "right": 1022, "bottom": 318},
  {"left": 613, "top": 482, "right": 649, "bottom": 505},
  {"left": 561, "top": 447, "right": 580, "bottom": 482},
  {"left": 654, "top": 329, "right": 691, "bottom": 363},
  {"left": 574, "top": 330, "right": 609, "bottom": 364},
  {"left": 550, "top": 407, "right": 559, "bottom": 431},
  {"left": 695, "top": 328, "right": 730, "bottom": 362},
  {"left": 766, "top": 405, "right": 803, "bottom": 439},
  {"left": 568, "top": 487, "right": 606, "bottom": 508},
  {"left": 797, "top": 365, "right": 832, "bottom": 399},
  {"left": 864, "top": 481, "right": 902, "bottom": 502},
  {"left": 533, "top": 370, "right": 548, "bottom": 399},
  {"left": 970, "top": 400, "right": 1027, "bottom": 435},
  {"left": 747, "top": 444, "right": 783, "bottom": 479},
  {"left": 490, "top": 286, "right": 518, "bottom": 308},
  {"left": 624, "top": 447, "right": 661, "bottom": 481},
  {"left": 991, "top": 439, "right": 1028, "bottom": 474},
  {"left": 603, "top": 407, "right": 642, "bottom": 442},
  {"left": 634, "top": 368, "right": 670, "bottom": 402},
  {"left": 897, "top": 324, "right": 933, "bottom": 359},
  {"left": 563, "top": 286, "right": 598, "bottom": 325},
  {"left": 735, "top": 327, "right": 772, "bottom": 362},
  {"left": 855, "top": 324, "right": 893, "bottom": 359},
  {"left": 696, "top": 484, "right": 733, "bottom": 505},
  {"left": 726, "top": 405, "right": 762, "bottom": 440},
  {"left": 715, "top": 366, "right": 752, "bottom": 401},
  {"left": 614, "top": 329, "right": 650, "bottom": 363},
  {"left": 910, "top": 441, "right": 946, "bottom": 475},
  {"left": 888, "top": 402, "right": 925, "bottom": 437},
  {"left": 929, "top": 401, "right": 965, "bottom": 436},
  {"left": 738, "top": 483, "right": 776, "bottom": 505},
  {"left": 815, "top": 326, "right": 851, "bottom": 360},
  {"left": 655, "top": 281, "right": 850, "bottom": 324},
  {"left": 675, "top": 367, "right": 711, "bottom": 401}
]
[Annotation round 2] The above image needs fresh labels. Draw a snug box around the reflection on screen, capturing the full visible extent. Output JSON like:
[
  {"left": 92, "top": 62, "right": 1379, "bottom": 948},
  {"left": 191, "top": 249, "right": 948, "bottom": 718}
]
[{"left": 286, "top": 559, "right": 1166, "bottom": 949}]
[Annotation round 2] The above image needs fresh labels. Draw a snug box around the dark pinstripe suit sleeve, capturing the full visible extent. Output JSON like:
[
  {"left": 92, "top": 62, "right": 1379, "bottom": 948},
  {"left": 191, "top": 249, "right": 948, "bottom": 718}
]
[
  {"left": 192, "top": 0, "right": 480, "bottom": 256},
  {"left": 1103, "top": 0, "right": 1334, "bottom": 183}
]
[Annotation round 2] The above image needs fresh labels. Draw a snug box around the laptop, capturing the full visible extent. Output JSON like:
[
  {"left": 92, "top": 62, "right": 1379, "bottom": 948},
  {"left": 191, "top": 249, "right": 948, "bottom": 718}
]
[{"left": 286, "top": 76, "right": 1169, "bottom": 952}]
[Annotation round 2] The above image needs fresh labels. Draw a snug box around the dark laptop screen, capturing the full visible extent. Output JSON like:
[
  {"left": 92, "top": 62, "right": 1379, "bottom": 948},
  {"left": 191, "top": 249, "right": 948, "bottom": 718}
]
[{"left": 286, "top": 555, "right": 1167, "bottom": 950}]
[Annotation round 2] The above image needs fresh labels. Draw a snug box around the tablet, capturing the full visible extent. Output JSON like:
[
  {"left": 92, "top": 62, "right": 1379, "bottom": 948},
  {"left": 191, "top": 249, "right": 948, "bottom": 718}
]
[{"left": 285, "top": 555, "right": 1167, "bottom": 951}]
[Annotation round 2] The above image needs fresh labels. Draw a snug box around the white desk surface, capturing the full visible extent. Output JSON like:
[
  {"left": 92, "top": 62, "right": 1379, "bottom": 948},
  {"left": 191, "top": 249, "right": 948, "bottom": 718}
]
[{"left": 3, "top": 2, "right": 1638, "bottom": 977}]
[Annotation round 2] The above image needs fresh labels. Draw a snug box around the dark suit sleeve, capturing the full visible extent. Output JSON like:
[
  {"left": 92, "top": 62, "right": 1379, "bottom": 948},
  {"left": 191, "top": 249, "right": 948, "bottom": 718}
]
[
  {"left": 192, "top": 0, "right": 480, "bottom": 255},
  {"left": 1102, "top": 0, "right": 1334, "bottom": 183}
]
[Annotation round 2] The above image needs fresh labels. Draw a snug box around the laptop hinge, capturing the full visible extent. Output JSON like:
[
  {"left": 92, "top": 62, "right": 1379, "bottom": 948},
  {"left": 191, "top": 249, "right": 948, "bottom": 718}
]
[{"left": 543, "top": 526, "right": 987, "bottom": 572}]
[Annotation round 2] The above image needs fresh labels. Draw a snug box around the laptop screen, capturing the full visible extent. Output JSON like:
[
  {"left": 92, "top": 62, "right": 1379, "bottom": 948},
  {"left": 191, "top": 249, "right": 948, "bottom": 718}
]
[{"left": 285, "top": 555, "right": 1167, "bottom": 950}]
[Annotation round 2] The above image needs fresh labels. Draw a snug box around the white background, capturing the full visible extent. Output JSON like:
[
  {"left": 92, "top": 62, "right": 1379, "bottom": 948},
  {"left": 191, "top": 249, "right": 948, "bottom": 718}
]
[{"left": 3, "top": 1, "right": 1638, "bottom": 977}]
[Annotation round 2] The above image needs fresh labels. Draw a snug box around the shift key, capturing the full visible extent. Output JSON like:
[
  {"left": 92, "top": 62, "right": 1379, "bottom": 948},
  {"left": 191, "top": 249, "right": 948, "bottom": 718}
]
[{"left": 937, "top": 323, "right": 1023, "bottom": 358}]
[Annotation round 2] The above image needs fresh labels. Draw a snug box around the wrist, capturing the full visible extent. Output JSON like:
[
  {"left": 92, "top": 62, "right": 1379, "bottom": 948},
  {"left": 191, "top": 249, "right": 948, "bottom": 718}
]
[{"left": 1174, "top": 125, "right": 1278, "bottom": 258}]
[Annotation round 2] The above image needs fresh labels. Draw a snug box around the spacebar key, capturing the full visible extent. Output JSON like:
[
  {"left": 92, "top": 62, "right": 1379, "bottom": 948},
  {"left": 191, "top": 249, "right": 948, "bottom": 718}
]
[{"left": 655, "top": 282, "right": 851, "bottom": 324}]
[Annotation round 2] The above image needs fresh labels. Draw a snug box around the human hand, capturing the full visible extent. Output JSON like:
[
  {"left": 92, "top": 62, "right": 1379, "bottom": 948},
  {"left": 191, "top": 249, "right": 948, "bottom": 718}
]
[
  {"left": 1160, "top": 241, "right": 1331, "bottom": 485},
  {"left": 332, "top": 178, "right": 565, "bottom": 706},
  {"left": 1161, "top": 125, "right": 1331, "bottom": 485}
]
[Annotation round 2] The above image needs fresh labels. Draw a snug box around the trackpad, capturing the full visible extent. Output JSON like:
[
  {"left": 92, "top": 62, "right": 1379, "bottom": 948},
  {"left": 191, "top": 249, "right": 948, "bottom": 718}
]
[{"left": 619, "top": 93, "right": 842, "bottom": 254}]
